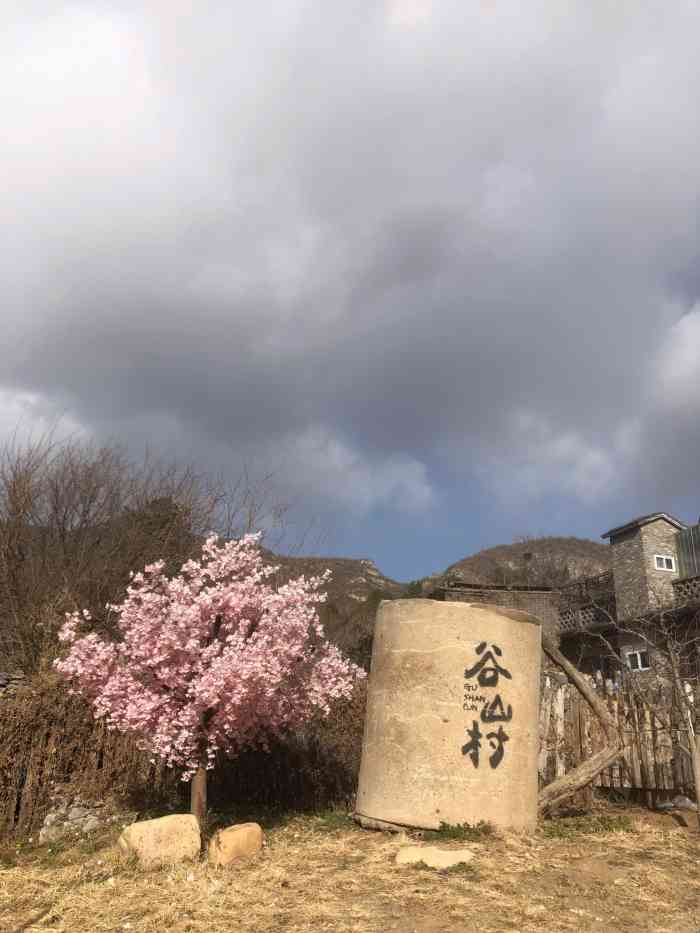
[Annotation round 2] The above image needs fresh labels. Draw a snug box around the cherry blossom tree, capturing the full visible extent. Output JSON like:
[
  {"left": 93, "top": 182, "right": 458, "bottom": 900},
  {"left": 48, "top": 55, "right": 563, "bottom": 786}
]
[{"left": 54, "top": 534, "right": 364, "bottom": 825}]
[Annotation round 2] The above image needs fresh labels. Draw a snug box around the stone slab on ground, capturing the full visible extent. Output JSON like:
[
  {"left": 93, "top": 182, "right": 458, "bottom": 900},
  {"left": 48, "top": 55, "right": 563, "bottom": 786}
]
[
  {"left": 395, "top": 845, "right": 475, "bottom": 870},
  {"left": 118, "top": 814, "right": 200, "bottom": 869},
  {"left": 207, "top": 822, "right": 263, "bottom": 867}
]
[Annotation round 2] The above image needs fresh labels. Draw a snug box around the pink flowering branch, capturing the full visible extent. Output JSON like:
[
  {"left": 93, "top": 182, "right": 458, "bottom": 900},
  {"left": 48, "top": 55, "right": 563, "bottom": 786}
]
[{"left": 54, "top": 533, "right": 365, "bottom": 817}]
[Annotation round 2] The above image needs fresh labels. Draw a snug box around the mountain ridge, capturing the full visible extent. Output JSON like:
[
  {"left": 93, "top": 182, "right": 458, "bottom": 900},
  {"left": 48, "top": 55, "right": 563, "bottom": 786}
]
[
  {"left": 264, "top": 535, "right": 611, "bottom": 667},
  {"left": 270, "top": 534, "right": 611, "bottom": 598}
]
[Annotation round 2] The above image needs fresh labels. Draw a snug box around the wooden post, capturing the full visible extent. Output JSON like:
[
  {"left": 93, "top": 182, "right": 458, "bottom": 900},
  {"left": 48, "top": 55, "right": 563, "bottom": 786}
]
[
  {"left": 691, "top": 737, "right": 700, "bottom": 831},
  {"left": 553, "top": 685, "right": 566, "bottom": 780},
  {"left": 677, "top": 705, "right": 700, "bottom": 830},
  {"left": 665, "top": 639, "right": 700, "bottom": 825},
  {"left": 629, "top": 692, "right": 650, "bottom": 807},
  {"left": 580, "top": 690, "right": 594, "bottom": 809},
  {"left": 538, "top": 676, "right": 553, "bottom": 784}
]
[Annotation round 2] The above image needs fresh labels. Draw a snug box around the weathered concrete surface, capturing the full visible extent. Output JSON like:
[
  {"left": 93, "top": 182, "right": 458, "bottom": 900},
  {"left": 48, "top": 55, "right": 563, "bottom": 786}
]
[
  {"left": 117, "top": 814, "right": 200, "bottom": 868},
  {"left": 355, "top": 599, "right": 541, "bottom": 832},
  {"left": 207, "top": 822, "right": 263, "bottom": 866},
  {"left": 395, "top": 845, "right": 475, "bottom": 869}
]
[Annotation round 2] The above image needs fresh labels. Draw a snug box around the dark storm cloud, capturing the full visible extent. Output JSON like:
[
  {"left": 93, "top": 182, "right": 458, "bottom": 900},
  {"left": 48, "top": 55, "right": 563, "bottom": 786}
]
[{"left": 2, "top": 0, "right": 700, "bottom": 522}]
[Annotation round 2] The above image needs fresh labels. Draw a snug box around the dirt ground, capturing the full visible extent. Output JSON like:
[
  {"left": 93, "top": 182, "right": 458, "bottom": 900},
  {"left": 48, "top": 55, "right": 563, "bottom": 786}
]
[{"left": 1, "top": 804, "right": 699, "bottom": 933}]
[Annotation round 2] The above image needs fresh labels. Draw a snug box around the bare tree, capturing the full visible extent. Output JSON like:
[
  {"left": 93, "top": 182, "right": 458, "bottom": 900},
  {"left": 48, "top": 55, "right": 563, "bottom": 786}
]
[
  {"left": 0, "top": 430, "right": 298, "bottom": 674},
  {"left": 564, "top": 582, "right": 700, "bottom": 823},
  {"left": 538, "top": 632, "right": 625, "bottom": 814},
  {"left": 510, "top": 535, "right": 575, "bottom": 588}
]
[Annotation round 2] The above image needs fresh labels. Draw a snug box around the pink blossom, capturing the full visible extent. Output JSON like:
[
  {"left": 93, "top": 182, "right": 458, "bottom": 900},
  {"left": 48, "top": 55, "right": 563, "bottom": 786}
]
[{"left": 54, "top": 534, "right": 364, "bottom": 780}]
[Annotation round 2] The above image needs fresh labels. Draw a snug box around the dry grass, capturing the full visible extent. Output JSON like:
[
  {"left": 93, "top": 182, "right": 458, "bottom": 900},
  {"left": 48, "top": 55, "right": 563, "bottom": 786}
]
[{"left": 1, "top": 805, "right": 699, "bottom": 933}]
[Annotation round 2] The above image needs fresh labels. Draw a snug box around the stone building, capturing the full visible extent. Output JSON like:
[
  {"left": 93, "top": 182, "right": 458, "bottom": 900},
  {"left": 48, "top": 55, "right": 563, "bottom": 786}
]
[
  {"left": 434, "top": 510, "right": 700, "bottom": 680},
  {"left": 603, "top": 513, "right": 686, "bottom": 620},
  {"left": 558, "top": 512, "right": 700, "bottom": 677}
]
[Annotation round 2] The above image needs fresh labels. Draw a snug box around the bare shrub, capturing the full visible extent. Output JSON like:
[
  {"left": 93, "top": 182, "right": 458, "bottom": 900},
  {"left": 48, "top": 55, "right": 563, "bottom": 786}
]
[
  {"left": 208, "top": 680, "right": 367, "bottom": 813},
  {"left": 0, "top": 428, "right": 364, "bottom": 831},
  {"left": 566, "top": 582, "right": 700, "bottom": 819},
  {"left": 0, "top": 431, "right": 292, "bottom": 673}
]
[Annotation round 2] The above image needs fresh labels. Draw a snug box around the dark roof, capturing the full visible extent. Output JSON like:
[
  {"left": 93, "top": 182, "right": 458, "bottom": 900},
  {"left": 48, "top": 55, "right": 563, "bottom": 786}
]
[{"left": 601, "top": 512, "right": 687, "bottom": 540}]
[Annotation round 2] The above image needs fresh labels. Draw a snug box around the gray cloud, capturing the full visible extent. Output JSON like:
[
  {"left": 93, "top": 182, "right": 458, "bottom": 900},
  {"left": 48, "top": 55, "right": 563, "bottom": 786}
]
[{"left": 2, "top": 0, "right": 700, "bottom": 545}]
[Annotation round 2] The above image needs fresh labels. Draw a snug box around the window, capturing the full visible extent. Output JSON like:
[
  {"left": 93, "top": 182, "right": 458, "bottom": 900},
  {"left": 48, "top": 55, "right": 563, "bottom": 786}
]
[
  {"left": 654, "top": 554, "right": 676, "bottom": 572},
  {"left": 626, "top": 650, "right": 651, "bottom": 672}
]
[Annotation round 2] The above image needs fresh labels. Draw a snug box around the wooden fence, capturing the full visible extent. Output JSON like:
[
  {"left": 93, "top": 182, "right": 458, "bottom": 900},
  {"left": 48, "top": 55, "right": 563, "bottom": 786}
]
[
  {"left": 0, "top": 677, "right": 179, "bottom": 839},
  {"left": 0, "top": 676, "right": 367, "bottom": 839},
  {"left": 539, "top": 672, "right": 697, "bottom": 804}
]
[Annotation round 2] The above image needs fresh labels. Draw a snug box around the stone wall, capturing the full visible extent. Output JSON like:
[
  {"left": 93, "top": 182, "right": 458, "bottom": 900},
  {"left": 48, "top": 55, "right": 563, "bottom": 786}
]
[
  {"left": 38, "top": 787, "right": 138, "bottom": 844},
  {"left": 0, "top": 672, "right": 25, "bottom": 697},
  {"left": 640, "top": 520, "right": 681, "bottom": 610},
  {"left": 609, "top": 527, "right": 648, "bottom": 620},
  {"left": 610, "top": 518, "right": 682, "bottom": 620}
]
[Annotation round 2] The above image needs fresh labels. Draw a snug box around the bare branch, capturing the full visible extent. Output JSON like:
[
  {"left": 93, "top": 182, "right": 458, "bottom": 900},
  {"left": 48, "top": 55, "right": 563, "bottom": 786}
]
[
  {"left": 0, "top": 431, "right": 301, "bottom": 673},
  {"left": 538, "top": 633, "right": 625, "bottom": 813}
]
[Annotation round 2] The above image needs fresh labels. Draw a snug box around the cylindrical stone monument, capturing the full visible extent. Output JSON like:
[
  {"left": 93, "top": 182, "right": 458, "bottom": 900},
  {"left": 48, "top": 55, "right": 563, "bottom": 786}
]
[{"left": 355, "top": 599, "right": 541, "bottom": 832}]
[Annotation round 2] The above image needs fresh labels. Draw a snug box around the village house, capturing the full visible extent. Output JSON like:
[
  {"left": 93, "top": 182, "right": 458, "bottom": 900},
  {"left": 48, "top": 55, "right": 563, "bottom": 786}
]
[
  {"left": 557, "top": 512, "right": 700, "bottom": 678},
  {"left": 433, "top": 511, "right": 700, "bottom": 682}
]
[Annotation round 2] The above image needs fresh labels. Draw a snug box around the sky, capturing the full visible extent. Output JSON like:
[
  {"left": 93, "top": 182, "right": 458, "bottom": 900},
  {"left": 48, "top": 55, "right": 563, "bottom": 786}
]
[{"left": 2, "top": 1, "right": 700, "bottom": 581}]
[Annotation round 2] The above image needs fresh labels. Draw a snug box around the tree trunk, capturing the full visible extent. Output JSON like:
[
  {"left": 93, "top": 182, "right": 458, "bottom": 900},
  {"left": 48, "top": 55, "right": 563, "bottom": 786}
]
[
  {"left": 538, "top": 744, "right": 624, "bottom": 814},
  {"left": 190, "top": 765, "right": 207, "bottom": 829},
  {"left": 541, "top": 635, "right": 620, "bottom": 738}
]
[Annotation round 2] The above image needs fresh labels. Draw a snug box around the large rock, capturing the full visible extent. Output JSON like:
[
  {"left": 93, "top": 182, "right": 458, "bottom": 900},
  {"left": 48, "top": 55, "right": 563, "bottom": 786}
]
[
  {"left": 672, "top": 794, "right": 698, "bottom": 811},
  {"left": 395, "top": 845, "right": 475, "bottom": 870},
  {"left": 118, "top": 814, "right": 200, "bottom": 869},
  {"left": 207, "top": 822, "right": 263, "bottom": 867},
  {"left": 68, "top": 806, "right": 90, "bottom": 821}
]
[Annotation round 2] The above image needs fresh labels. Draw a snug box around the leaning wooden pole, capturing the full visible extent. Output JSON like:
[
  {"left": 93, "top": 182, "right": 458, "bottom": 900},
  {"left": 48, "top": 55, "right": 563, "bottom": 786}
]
[{"left": 537, "top": 633, "right": 625, "bottom": 814}]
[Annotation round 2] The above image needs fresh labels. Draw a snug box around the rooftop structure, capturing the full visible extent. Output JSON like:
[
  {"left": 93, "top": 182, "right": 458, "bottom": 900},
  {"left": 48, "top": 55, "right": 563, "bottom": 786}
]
[{"left": 601, "top": 513, "right": 687, "bottom": 540}]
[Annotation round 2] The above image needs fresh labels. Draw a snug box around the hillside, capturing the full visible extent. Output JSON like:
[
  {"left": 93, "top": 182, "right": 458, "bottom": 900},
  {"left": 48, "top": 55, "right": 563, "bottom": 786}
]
[
  {"left": 268, "top": 535, "right": 611, "bottom": 599},
  {"left": 263, "top": 551, "right": 407, "bottom": 669},
  {"left": 422, "top": 536, "right": 611, "bottom": 593},
  {"left": 266, "top": 552, "right": 405, "bottom": 604}
]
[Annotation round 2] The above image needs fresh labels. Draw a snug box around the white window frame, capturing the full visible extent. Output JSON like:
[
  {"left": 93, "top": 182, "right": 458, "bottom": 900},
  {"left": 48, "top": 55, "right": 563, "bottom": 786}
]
[
  {"left": 653, "top": 554, "right": 676, "bottom": 572},
  {"left": 626, "top": 650, "right": 651, "bottom": 672}
]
